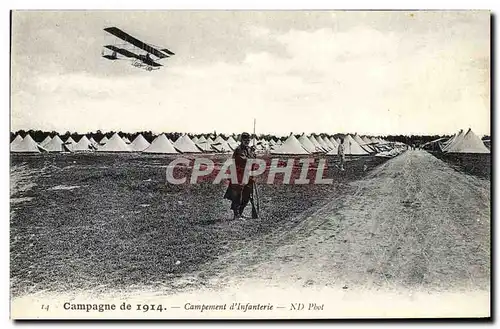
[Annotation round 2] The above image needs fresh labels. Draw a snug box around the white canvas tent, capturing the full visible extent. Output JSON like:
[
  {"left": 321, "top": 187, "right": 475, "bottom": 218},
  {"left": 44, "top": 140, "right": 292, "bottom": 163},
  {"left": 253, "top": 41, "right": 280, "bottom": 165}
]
[
  {"left": 441, "top": 133, "right": 456, "bottom": 149},
  {"left": 143, "top": 134, "right": 178, "bottom": 154},
  {"left": 73, "top": 135, "right": 94, "bottom": 152},
  {"left": 444, "top": 132, "right": 458, "bottom": 145},
  {"left": 250, "top": 138, "right": 264, "bottom": 150},
  {"left": 445, "top": 129, "right": 490, "bottom": 154},
  {"left": 99, "top": 136, "right": 109, "bottom": 145},
  {"left": 325, "top": 137, "right": 339, "bottom": 155},
  {"left": 362, "top": 136, "right": 372, "bottom": 144},
  {"left": 211, "top": 136, "right": 232, "bottom": 153},
  {"left": 270, "top": 134, "right": 310, "bottom": 155},
  {"left": 97, "top": 133, "right": 132, "bottom": 152},
  {"left": 298, "top": 134, "right": 317, "bottom": 153},
  {"left": 11, "top": 135, "right": 23, "bottom": 149},
  {"left": 196, "top": 141, "right": 214, "bottom": 152},
  {"left": 89, "top": 137, "right": 99, "bottom": 148},
  {"left": 315, "top": 136, "right": 331, "bottom": 151},
  {"left": 227, "top": 136, "right": 238, "bottom": 149},
  {"left": 174, "top": 134, "right": 202, "bottom": 153},
  {"left": 307, "top": 135, "right": 325, "bottom": 152},
  {"left": 44, "top": 135, "right": 70, "bottom": 152},
  {"left": 11, "top": 134, "right": 47, "bottom": 153},
  {"left": 260, "top": 140, "right": 270, "bottom": 150},
  {"left": 339, "top": 134, "right": 370, "bottom": 155},
  {"left": 321, "top": 136, "right": 333, "bottom": 148},
  {"left": 40, "top": 135, "right": 52, "bottom": 147},
  {"left": 353, "top": 134, "right": 373, "bottom": 152},
  {"left": 212, "top": 140, "right": 232, "bottom": 153},
  {"left": 226, "top": 137, "right": 237, "bottom": 150},
  {"left": 311, "top": 136, "right": 327, "bottom": 152},
  {"left": 66, "top": 136, "right": 77, "bottom": 145},
  {"left": 63, "top": 137, "right": 76, "bottom": 152},
  {"left": 213, "top": 135, "right": 227, "bottom": 145},
  {"left": 442, "top": 130, "right": 464, "bottom": 152},
  {"left": 130, "top": 134, "right": 151, "bottom": 152},
  {"left": 329, "top": 137, "right": 339, "bottom": 147}
]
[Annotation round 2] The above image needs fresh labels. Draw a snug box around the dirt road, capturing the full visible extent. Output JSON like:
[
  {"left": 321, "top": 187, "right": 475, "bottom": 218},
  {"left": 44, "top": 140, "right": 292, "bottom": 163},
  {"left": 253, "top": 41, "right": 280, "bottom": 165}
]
[{"left": 202, "top": 150, "right": 490, "bottom": 292}]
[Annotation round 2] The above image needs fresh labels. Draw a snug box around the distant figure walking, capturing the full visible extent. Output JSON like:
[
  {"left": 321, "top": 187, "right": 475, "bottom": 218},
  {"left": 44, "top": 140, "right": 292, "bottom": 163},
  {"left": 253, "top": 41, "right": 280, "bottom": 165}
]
[{"left": 338, "top": 138, "right": 345, "bottom": 171}]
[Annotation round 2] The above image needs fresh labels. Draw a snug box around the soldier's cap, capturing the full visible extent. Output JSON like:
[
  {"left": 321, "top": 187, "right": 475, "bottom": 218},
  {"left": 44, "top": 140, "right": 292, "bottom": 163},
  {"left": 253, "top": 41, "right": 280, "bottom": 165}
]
[{"left": 241, "top": 132, "right": 251, "bottom": 140}]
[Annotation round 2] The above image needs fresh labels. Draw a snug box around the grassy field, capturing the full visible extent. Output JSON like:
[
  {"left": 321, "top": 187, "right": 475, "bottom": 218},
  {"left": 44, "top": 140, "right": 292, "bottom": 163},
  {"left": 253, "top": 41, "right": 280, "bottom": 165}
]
[
  {"left": 10, "top": 152, "right": 388, "bottom": 297},
  {"left": 430, "top": 152, "right": 491, "bottom": 179}
]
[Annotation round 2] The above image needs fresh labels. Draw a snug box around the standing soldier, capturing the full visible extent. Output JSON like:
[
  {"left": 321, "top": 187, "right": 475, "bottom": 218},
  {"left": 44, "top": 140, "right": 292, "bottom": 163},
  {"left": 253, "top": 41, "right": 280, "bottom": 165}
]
[
  {"left": 338, "top": 137, "right": 345, "bottom": 171},
  {"left": 223, "top": 132, "right": 257, "bottom": 220}
]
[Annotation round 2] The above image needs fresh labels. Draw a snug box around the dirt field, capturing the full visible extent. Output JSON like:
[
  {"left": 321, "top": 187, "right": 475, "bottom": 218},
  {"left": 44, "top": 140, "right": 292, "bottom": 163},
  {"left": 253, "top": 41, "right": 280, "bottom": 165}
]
[{"left": 10, "top": 152, "right": 386, "bottom": 297}]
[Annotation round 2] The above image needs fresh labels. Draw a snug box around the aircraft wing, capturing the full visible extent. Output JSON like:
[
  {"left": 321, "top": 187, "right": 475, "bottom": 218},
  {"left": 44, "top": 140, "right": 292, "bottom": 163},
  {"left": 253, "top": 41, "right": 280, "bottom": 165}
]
[
  {"left": 105, "top": 45, "right": 163, "bottom": 67},
  {"left": 104, "top": 45, "right": 142, "bottom": 59},
  {"left": 102, "top": 54, "right": 118, "bottom": 60},
  {"left": 104, "top": 27, "right": 170, "bottom": 59},
  {"left": 162, "top": 48, "right": 175, "bottom": 56}
]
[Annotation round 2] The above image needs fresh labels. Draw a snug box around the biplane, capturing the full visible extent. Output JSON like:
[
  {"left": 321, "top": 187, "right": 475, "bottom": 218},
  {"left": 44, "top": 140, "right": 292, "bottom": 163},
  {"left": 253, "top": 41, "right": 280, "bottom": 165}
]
[{"left": 102, "top": 27, "right": 175, "bottom": 71}]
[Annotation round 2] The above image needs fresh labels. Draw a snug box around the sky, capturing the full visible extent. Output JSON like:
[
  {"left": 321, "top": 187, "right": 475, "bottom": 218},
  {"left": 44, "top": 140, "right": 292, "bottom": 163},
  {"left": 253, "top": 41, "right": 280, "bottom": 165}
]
[{"left": 10, "top": 10, "right": 490, "bottom": 136}]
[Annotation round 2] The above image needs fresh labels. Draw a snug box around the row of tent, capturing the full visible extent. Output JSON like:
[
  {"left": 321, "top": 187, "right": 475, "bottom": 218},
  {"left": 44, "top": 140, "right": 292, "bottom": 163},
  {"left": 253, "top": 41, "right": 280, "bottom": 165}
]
[
  {"left": 268, "top": 133, "right": 405, "bottom": 156},
  {"left": 10, "top": 133, "right": 197, "bottom": 154},
  {"left": 422, "top": 128, "right": 490, "bottom": 154},
  {"left": 11, "top": 131, "right": 404, "bottom": 156},
  {"left": 9, "top": 132, "right": 273, "bottom": 154}
]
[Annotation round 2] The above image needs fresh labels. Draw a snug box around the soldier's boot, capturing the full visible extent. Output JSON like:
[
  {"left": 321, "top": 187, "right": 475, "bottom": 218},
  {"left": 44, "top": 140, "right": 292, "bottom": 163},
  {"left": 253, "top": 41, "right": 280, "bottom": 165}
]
[
  {"left": 238, "top": 206, "right": 246, "bottom": 218},
  {"left": 232, "top": 209, "right": 240, "bottom": 221}
]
